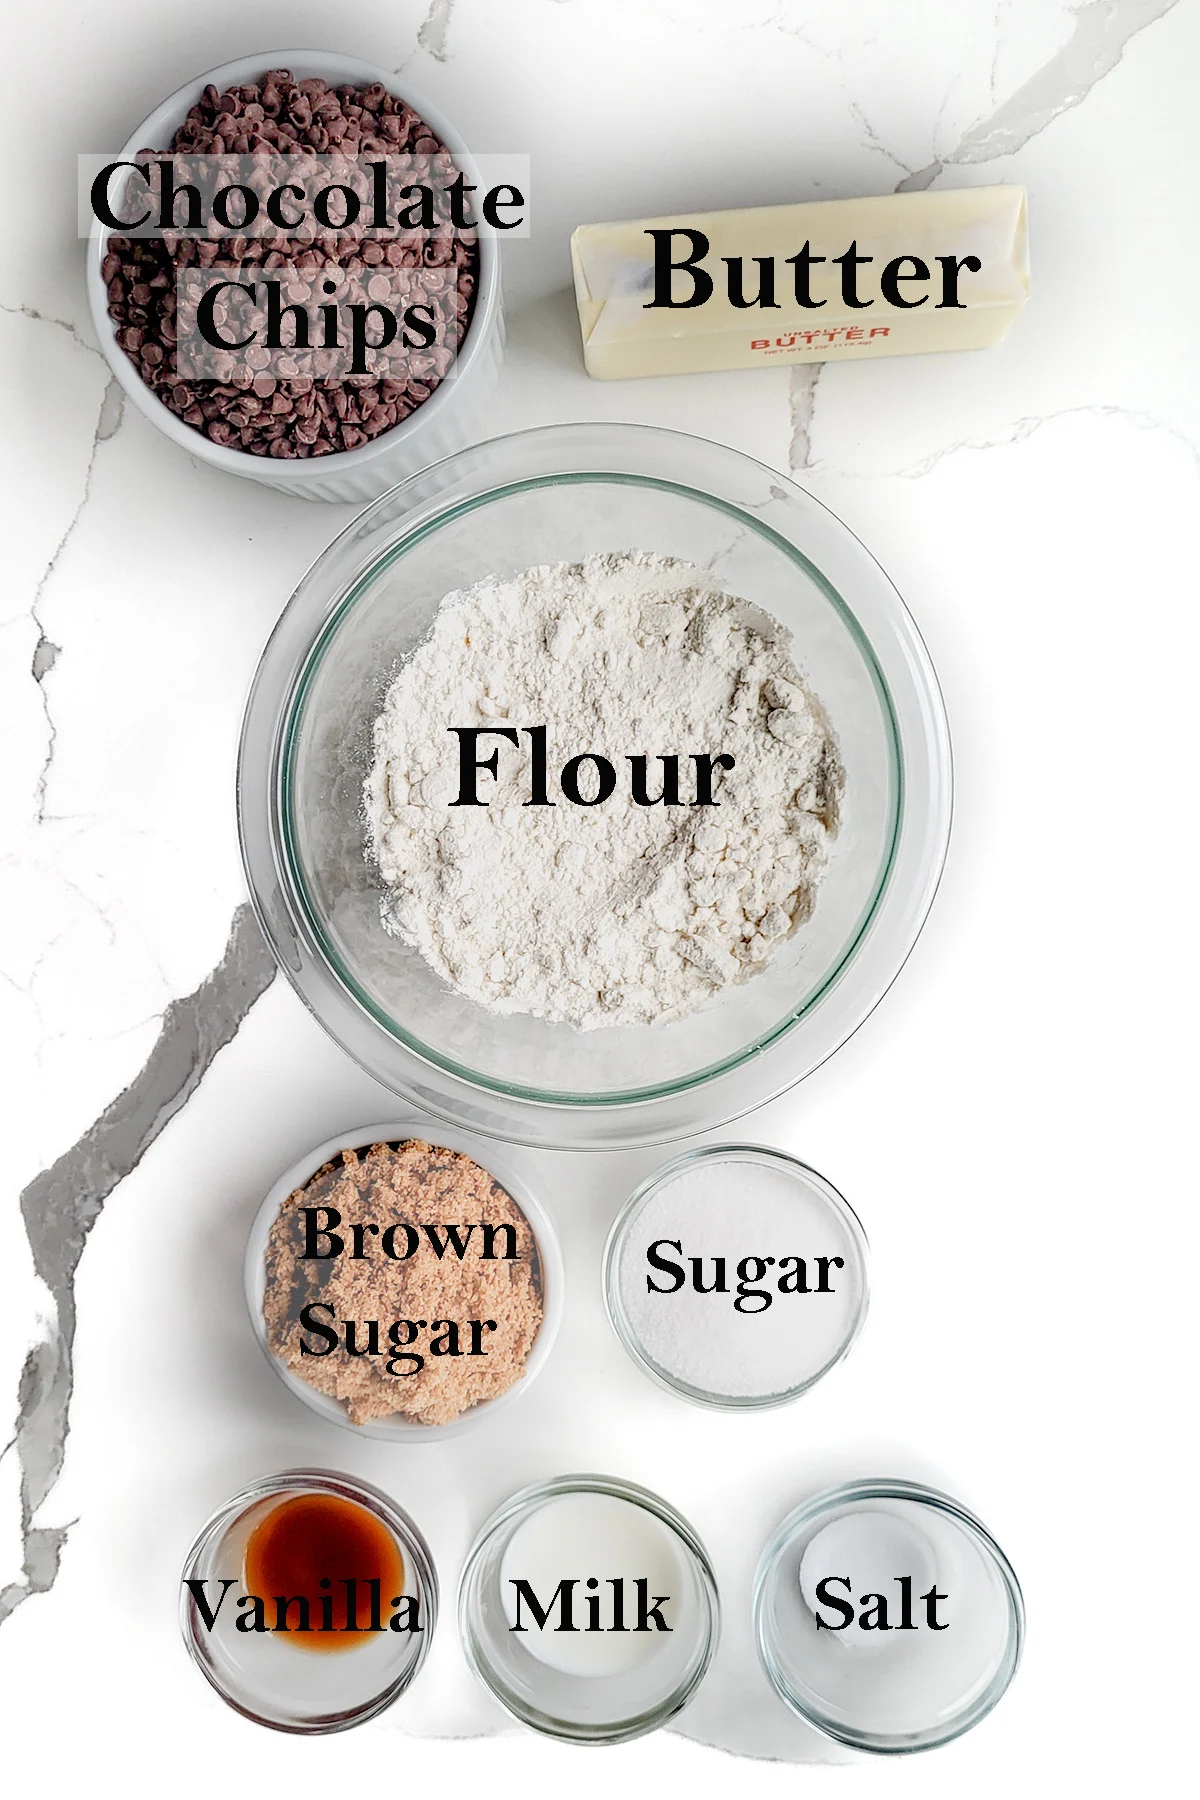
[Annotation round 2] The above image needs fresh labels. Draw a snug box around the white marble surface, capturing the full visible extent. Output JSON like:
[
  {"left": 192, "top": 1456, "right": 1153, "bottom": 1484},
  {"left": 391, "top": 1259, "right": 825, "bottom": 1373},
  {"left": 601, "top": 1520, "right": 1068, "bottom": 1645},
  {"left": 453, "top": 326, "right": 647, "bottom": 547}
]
[{"left": 1, "top": 1, "right": 1196, "bottom": 1792}]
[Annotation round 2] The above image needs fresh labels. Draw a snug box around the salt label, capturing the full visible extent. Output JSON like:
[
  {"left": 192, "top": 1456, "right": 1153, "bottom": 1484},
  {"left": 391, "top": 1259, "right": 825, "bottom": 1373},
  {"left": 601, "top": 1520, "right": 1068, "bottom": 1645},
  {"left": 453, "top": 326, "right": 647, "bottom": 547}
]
[{"left": 800, "top": 1510, "right": 947, "bottom": 1651}]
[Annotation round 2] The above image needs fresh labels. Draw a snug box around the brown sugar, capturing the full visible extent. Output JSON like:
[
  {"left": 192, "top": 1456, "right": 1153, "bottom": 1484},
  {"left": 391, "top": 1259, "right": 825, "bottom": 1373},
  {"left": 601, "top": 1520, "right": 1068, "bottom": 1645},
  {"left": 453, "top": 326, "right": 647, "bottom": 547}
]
[{"left": 262, "top": 1139, "right": 544, "bottom": 1427}]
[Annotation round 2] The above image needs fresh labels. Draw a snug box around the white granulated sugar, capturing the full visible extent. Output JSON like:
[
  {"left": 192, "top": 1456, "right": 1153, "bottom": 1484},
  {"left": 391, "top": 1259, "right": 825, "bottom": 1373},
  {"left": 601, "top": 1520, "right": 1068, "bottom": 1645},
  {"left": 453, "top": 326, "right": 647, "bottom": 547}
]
[
  {"left": 364, "top": 550, "right": 843, "bottom": 1031},
  {"left": 618, "top": 1158, "right": 864, "bottom": 1399}
]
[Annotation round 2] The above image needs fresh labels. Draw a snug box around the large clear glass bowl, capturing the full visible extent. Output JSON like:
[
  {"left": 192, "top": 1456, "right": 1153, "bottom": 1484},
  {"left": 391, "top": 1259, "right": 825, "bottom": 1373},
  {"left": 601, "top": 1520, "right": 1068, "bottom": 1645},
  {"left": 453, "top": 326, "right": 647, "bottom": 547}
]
[{"left": 238, "top": 423, "right": 951, "bottom": 1147}]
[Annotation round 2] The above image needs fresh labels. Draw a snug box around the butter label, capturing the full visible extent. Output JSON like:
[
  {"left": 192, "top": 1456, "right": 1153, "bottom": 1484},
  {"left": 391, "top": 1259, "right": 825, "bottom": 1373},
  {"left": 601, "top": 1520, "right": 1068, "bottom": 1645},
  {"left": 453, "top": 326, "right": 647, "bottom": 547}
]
[{"left": 571, "top": 185, "right": 1028, "bottom": 378}]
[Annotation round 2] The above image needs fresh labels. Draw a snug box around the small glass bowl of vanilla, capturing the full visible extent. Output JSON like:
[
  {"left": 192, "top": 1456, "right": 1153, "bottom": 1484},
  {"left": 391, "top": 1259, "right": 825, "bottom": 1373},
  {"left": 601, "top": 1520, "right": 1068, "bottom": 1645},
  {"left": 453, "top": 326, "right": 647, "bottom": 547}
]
[{"left": 179, "top": 1467, "right": 437, "bottom": 1732}]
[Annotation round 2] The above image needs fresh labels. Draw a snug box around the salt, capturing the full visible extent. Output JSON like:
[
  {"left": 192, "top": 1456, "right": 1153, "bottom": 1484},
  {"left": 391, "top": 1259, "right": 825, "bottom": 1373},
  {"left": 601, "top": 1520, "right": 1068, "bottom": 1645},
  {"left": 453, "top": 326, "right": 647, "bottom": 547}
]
[
  {"left": 612, "top": 1150, "right": 867, "bottom": 1403},
  {"left": 799, "top": 1510, "right": 939, "bottom": 1655}
]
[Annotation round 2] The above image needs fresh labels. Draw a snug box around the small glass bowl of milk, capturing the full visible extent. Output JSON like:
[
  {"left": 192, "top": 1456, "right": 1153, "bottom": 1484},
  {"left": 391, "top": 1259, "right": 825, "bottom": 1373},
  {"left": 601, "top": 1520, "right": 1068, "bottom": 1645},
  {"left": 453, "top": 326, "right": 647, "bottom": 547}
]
[
  {"left": 458, "top": 1473, "right": 719, "bottom": 1742},
  {"left": 753, "top": 1478, "right": 1024, "bottom": 1752}
]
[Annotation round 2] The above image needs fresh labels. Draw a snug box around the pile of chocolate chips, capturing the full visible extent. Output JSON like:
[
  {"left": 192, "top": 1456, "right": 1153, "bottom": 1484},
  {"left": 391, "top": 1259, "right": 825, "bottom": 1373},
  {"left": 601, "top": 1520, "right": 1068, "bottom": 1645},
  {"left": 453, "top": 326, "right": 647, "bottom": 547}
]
[{"left": 102, "top": 71, "right": 479, "bottom": 459}]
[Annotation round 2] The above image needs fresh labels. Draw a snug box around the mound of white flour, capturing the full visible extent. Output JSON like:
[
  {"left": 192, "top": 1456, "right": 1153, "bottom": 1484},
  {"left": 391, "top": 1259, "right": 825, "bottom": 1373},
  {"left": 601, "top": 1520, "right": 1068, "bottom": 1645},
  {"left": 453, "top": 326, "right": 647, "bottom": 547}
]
[{"left": 364, "top": 551, "right": 842, "bottom": 1031}]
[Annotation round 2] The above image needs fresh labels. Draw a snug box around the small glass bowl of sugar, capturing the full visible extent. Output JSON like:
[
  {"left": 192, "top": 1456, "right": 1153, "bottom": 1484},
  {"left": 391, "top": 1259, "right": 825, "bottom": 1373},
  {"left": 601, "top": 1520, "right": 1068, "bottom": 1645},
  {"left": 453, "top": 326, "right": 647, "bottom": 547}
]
[{"left": 603, "top": 1144, "right": 869, "bottom": 1410}]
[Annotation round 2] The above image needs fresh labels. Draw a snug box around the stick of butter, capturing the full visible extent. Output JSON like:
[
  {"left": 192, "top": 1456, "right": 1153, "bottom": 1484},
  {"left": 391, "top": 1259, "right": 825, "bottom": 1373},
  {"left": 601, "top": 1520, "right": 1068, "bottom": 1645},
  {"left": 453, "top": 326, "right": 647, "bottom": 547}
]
[{"left": 571, "top": 186, "right": 1028, "bottom": 379}]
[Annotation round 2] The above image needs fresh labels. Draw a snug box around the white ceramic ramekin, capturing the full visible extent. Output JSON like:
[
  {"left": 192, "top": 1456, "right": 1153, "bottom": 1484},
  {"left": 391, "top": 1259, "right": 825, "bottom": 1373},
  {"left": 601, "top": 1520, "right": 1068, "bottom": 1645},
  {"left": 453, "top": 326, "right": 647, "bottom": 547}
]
[{"left": 85, "top": 50, "right": 504, "bottom": 503}]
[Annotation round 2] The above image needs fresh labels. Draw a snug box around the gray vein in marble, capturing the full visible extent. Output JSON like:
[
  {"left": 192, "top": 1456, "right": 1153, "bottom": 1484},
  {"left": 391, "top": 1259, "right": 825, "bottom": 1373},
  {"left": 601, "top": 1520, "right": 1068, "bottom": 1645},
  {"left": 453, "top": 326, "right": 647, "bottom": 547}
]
[
  {"left": 31, "top": 637, "right": 59, "bottom": 682},
  {"left": 791, "top": 0, "right": 1180, "bottom": 468},
  {"left": 847, "top": 97, "right": 915, "bottom": 179},
  {"left": 4, "top": 307, "right": 114, "bottom": 821},
  {"left": 735, "top": 5, "right": 829, "bottom": 56},
  {"left": 0, "top": 301, "right": 99, "bottom": 362},
  {"left": 31, "top": 377, "right": 123, "bottom": 823},
  {"left": 417, "top": 0, "right": 457, "bottom": 62},
  {"left": 896, "top": 0, "right": 1179, "bottom": 191},
  {"left": 404, "top": 0, "right": 570, "bottom": 70},
  {"left": 988, "top": 0, "right": 1015, "bottom": 108},
  {"left": 788, "top": 364, "right": 821, "bottom": 471},
  {"left": 0, "top": 905, "right": 275, "bottom": 1628},
  {"left": 855, "top": 403, "right": 1200, "bottom": 481},
  {"left": 96, "top": 379, "right": 125, "bottom": 443}
]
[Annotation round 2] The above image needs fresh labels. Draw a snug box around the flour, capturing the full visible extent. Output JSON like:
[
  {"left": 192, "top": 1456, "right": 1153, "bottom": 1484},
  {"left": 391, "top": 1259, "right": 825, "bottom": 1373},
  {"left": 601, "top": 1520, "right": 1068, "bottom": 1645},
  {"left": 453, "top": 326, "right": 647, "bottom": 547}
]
[{"left": 363, "top": 550, "right": 842, "bottom": 1031}]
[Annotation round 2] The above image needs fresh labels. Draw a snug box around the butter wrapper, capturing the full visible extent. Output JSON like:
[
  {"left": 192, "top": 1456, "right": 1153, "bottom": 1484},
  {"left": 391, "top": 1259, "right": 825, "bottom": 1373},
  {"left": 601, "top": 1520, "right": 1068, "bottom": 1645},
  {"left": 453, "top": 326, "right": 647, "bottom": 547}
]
[{"left": 571, "top": 186, "right": 1028, "bottom": 379}]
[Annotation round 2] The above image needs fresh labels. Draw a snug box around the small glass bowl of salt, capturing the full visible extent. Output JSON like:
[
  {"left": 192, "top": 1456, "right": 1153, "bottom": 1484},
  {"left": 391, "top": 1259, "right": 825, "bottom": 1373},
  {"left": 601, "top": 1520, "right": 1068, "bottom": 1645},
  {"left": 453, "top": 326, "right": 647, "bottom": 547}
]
[
  {"left": 603, "top": 1144, "right": 869, "bottom": 1410},
  {"left": 753, "top": 1479, "right": 1024, "bottom": 1752}
]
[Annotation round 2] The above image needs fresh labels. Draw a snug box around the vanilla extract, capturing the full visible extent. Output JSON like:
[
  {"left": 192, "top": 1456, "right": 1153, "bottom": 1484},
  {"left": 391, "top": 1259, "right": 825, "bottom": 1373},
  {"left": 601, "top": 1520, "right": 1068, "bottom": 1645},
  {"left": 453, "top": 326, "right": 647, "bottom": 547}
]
[{"left": 185, "top": 1490, "right": 422, "bottom": 1653}]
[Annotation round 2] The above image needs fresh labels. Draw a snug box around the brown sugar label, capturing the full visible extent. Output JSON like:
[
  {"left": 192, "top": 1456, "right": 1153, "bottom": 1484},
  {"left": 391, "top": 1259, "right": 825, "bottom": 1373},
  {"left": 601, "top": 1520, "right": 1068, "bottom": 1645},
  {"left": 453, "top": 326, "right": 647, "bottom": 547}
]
[{"left": 262, "top": 1140, "right": 544, "bottom": 1427}]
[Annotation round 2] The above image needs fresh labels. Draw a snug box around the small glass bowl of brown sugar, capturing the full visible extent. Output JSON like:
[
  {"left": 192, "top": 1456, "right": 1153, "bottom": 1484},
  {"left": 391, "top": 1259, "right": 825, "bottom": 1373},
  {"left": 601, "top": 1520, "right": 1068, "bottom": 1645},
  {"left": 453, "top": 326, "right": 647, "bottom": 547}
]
[
  {"left": 180, "top": 1468, "right": 437, "bottom": 1732},
  {"left": 244, "top": 1122, "right": 564, "bottom": 1440}
]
